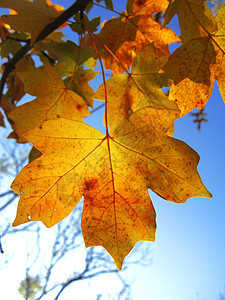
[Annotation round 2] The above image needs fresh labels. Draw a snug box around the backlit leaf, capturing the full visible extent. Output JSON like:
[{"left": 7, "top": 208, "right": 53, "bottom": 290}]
[
  {"left": 163, "top": 0, "right": 217, "bottom": 43},
  {"left": 9, "top": 61, "right": 90, "bottom": 140},
  {"left": 0, "top": 0, "right": 65, "bottom": 45},
  {"left": 95, "top": 44, "right": 178, "bottom": 131},
  {"left": 0, "top": 0, "right": 217, "bottom": 271},
  {"left": 83, "top": 3, "right": 179, "bottom": 73},
  {"left": 163, "top": 4, "right": 225, "bottom": 116},
  {"left": 11, "top": 92, "right": 211, "bottom": 269}
]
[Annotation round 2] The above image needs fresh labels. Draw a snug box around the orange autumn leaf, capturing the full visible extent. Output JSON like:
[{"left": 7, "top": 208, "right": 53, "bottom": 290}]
[
  {"left": 83, "top": 1, "right": 179, "bottom": 73},
  {"left": 163, "top": 4, "right": 225, "bottom": 116},
  {"left": 0, "top": 0, "right": 65, "bottom": 45},
  {"left": 163, "top": 38, "right": 216, "bottom": 116},
  {"left": 163, "top": 0, "right": 217, "bottom": 43},
  {"left": 11, "top": 90, "right": 211, "bottom": 269}
]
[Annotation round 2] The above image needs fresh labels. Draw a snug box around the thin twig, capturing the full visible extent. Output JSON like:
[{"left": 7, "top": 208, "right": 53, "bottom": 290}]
[
  {"left": 0, "top": 190, "right": 14, "bottom": 198},
  {"left": 90, "top": 103, "right": 105, "bottom": 114},
  {"left": 54, "top": 269, "right": 119, "bottom": 300},
  {"left": 0, "top": 194, "right": 17, "bottom": 212},
  {"left": 0, "top": 236, "right": 4, "bottom": 254}
]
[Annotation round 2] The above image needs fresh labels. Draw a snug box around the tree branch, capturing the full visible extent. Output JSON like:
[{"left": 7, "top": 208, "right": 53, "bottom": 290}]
[
  {"left": 0, "top": 194, "right": 17, "bottom": 212},
  {"left": 0, "top": 0, "right": 92, "bottom": 104},
  {"left": 54, "top": 269, "right": 120, "bottom": 300},
  {"left": 0, "top": 236, "right": 4, "bottom": 254}
]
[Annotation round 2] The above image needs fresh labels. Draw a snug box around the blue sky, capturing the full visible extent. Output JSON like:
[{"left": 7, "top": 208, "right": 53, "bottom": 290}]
[{"left": 0, "top": 1, "right": 225, "bottom": 299}]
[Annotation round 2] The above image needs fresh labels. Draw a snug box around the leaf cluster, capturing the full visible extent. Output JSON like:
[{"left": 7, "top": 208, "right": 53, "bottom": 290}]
[{"left": 0, "top": 0, "right": 224, "bottom": 269}]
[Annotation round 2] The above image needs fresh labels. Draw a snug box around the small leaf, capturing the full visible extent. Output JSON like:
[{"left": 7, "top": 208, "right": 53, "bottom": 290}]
[
  {"left": 52, "top": 41, "right": 95, "bottom": 66},
  {"left": 70, "top": 13, "right": 100, "bottom": 34}
]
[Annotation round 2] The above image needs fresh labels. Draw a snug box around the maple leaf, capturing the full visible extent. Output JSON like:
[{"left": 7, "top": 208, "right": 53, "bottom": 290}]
[
  {"left": 8, "top": 61, "right": 90, "bottom": 141},
  {"left": 83, "top": 1, "right": 179, "bottom": 73},
  {"left": 163, "top": 4, "right": 225, "bottom": 116},
  {"left": 70, "top": 13, "right": 101, "bottom": 34},
  {"left": 0, "top": 0, "right": 216, "bottom": 272},
  {"left": 0, "top": 0, "right": 64, "bottom": 45},
  {"left": 163, "top": 38, "right": 216, "bottom": 116},
  {"left": 11, "top": 96, "right": 211, "bottom": 269},
  {"left": 163, "top": 0, "right": 217, "bottom": 43},
  {"left": 95, "top": 44, "right": 178, "bottom": 131}
]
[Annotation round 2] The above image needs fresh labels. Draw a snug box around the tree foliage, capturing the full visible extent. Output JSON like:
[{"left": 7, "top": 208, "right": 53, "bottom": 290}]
[{"left": 0, "top": 0, "right": 224, "bottom": 269}]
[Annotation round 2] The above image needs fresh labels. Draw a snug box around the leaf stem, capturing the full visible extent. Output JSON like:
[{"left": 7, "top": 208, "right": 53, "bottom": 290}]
[
  {"left": 65, "top": 34, "right": 84, "bottom": 90},
  {"left": 84, "top": 26, "right": 109, "bottom": 136}
]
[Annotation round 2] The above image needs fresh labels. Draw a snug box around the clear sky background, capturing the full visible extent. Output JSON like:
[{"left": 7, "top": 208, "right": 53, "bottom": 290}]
[{"left": 0, "top": 1, "right": 225, "bottom": 299}]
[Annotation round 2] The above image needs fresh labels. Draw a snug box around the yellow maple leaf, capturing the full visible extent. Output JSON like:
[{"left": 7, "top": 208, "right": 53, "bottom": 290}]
[
  {"left": 3, "top": 0, "right": 214, "bottom": 271},
  {"left": 9, "top": 61, "right": 90, "bottom": 141},
  {"left": 11, "top": 98, "right": 211, "bottom": 269},
  {"left": 95, "top": 44, "right": 178, "bottom": 132},
  {"left": 0, "top": 0, "right": 64, "bottom": 45}
]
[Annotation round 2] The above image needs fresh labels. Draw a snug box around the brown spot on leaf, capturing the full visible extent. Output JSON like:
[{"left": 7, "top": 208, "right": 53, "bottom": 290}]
[
  {"left": 76, "top": 104, "right": 82, "bottom": 111},
  {"left": 84, "top": 178, "right": 98, "bottom": 193},
  {"left": 136, "top": 0, "right": 145, "bottom": 6}
]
